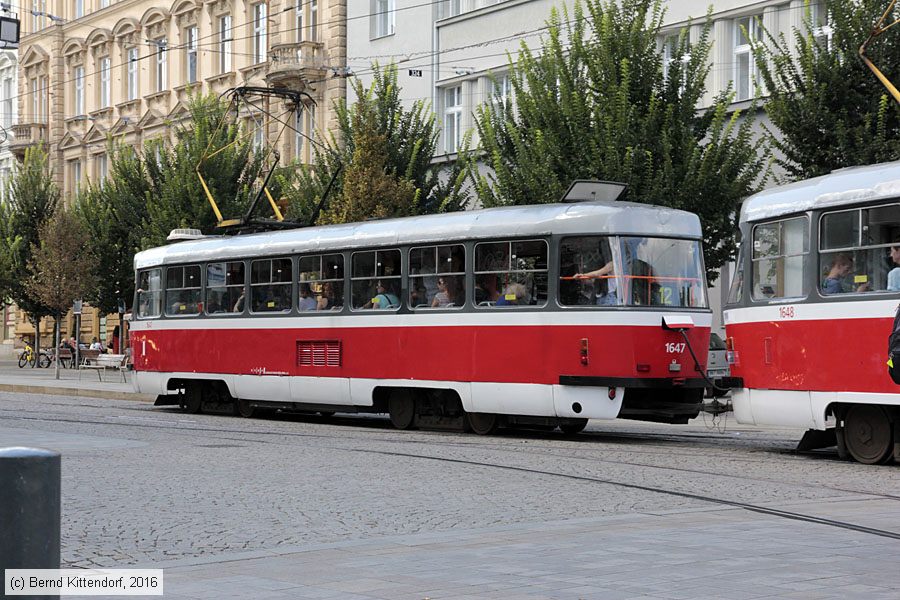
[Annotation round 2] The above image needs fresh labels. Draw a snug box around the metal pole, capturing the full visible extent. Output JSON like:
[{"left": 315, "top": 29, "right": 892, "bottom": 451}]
[
  {"left": 0, "top": 447, "right": 60, "bottom": 600},
  {"left": 75, "top": 314, "right": 80, "bottom": 369}
]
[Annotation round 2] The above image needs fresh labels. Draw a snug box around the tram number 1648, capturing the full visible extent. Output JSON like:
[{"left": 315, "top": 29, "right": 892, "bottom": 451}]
[{"left": 665, "top": 342, "right": 686, "bottom": 354}]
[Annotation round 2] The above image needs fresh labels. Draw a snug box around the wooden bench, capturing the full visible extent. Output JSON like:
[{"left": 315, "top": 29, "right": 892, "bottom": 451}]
[
  {"left": 79, "top": 351, "right": 128, "bottom": 382},
  {"left": 51, "top": 348, "right": 74, "bottom": 368}
]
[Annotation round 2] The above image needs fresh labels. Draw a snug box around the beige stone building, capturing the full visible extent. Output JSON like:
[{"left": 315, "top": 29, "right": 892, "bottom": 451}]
[
  {"left": 9, "top": 0, "right": 347, "bottom": 349},
  {"left": 12, "top": 0, "right": 347, "bottom": 195}
]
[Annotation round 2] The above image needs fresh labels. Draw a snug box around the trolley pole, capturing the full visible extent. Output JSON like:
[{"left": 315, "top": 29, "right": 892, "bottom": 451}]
[{"left": 0, "top": 447, "right": 61, "bottom": 600}]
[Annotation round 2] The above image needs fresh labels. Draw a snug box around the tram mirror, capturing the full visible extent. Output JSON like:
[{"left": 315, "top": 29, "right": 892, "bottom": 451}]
[{"left": 562, "top": 180, "right": 627, "bottom": 203}]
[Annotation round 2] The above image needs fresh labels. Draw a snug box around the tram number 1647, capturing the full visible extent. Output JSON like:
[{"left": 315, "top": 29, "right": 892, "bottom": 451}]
[{"left": 665, "top": 342, "right": 686, "bottom": 354}]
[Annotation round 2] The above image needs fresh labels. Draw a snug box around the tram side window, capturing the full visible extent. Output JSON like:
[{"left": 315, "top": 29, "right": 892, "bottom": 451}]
[
  {"left": 298, "top": 254, "right": 344, "bottom": 312},
  {"left": 751, "top": 217, "right": 808, "bottom": 300},
  {"left": 165, "top": 265, "right": 202, "bottom": 316},
  {"left": 409, "top": 244, "right": 465, "bottom": 309},
  {"left": 819, "top": 204, "right": 900, "bottom": 295},
  {"left": 136, "top": 268, "right": 162, "bottom": 318},
  {"left": 474, "top": 239, "right": 548, "bottom": 307},
  {"left": 351, "top": 249, "right": 401, "bottom": 310},
  {"left": 206, "top": 262, "right": 245, "bottom": 314},
  {"left": 558, "top": 236, "right": 617, "bottom": 306},
  {"left": 250, "top": 258, "right": 292, "bottom": 313},
  {"left": 726, "top": 242, "right": 745, "bottom": 305}
]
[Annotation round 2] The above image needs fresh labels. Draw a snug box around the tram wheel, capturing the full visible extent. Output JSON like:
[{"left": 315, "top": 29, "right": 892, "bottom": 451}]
[
  {"left": 388, "top": 390, "right": 416, "bottom": 430},
  {"left": 183, "top": 385, "right": 202, "bottom": 414},
  {"left": 843, "top": 405, "right": 894, "bottom": 464},
  {"left": 559, "top": 418, "right": 589, "bottom": 435},
  {"left": 236, "top": 399, "right": 255, "bottom": 418},
  {"left": 466, "top": 412, "right": 498, "bottom": 435}
]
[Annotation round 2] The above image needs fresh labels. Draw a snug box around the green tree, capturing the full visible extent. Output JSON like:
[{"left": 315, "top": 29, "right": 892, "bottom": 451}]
[
  {"left": 28, "top": 205, "right": 97, "bottom": 379},
  {"left": 75, "top": 143, "right": 152, "bottom": 314},
  {"left": 286, "top": 63, "right": 470, "bottom": 224},
  {"left": 142, "top": 92, "right": 264, "bottom": 246},
  {"left": 471, "top": 0, "right": 767, "bottom": 279},
  {"left": 754, "top": 0, "right": 900, "bottom": 180},
  {"left": 2, "top": 145, "right": 59, "bottom": 354}
]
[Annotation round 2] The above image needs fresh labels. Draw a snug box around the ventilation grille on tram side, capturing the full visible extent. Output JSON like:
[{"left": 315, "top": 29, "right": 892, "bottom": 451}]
[{"left": 297, "top": 340, "right": 342, "bottom": 367}]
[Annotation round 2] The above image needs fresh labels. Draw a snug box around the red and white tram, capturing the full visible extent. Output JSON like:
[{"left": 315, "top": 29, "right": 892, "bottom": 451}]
[
  {"left": 724, "top": 161, "right": 900, "bottom": 463},
  {"left": 131, "top": 195, "right": 712, "bottom": 434}
]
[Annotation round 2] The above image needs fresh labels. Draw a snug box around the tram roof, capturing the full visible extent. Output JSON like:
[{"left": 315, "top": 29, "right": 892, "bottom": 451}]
[
  {"left": 135, "top": 200, "right": 702, "bottom": 269},
  {"left": 741, "top": 160, "right": 900, "bottom": 224}
]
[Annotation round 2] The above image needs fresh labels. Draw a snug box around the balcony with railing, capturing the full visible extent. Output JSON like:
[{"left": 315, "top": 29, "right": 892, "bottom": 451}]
[
  {"left": 265, "top": 42, "right": 327, "bottom": 91},
  {"left": 10, "top": 122, "right": 47, "bottom": 157}
]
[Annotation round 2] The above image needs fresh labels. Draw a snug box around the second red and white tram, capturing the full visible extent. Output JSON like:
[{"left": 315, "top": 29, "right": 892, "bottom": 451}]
[
  {"left": 131, "top": 198, "right": 712, "bottom": 434},
  {"left": 724, "top": 161, "right": 900, "bottom": 463}
]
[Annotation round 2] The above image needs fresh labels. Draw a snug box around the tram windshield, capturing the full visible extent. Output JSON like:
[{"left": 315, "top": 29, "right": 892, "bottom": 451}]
[{"left": 559, "top": 236, "right": 706, "bottom": 308}]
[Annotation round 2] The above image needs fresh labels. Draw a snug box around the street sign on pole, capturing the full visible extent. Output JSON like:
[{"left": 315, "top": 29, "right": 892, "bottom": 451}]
[{"left": 73, "top": 299, "right": 82, "bottom": 315}]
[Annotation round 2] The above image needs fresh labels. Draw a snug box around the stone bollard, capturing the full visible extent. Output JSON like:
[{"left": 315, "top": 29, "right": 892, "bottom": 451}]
[{"left": 0, "top": 447, "right": 60, "bottom": 600}]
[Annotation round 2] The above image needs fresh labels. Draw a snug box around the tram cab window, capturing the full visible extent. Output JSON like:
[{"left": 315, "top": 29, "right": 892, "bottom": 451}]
[
  {"left": 351, "top": 249, "right": 401, "bottom": 310},
  {"left": 206, "top": 262, "right": 245, "bottom": 314},
  {"left": 558, "top": 237, "right": 618, "bottom": 306},
  {"left": 409, "top": 244, "right": 465, "bottom": 309},
  {"left": 619, "top": 237, "right": 707, "bottom": 307},
  {"left": 298, "top": 254, "right": 344, "bottom": 311},
  {"left": 751, "top": 217, "right": 808, "bottom": 300},
  {"left": 165, "top": 265, "right": 202, "bottom": 316},
  {"left": 819, "top": 204, "right": 900, "bottom": 295},
  {"left": 136, "top": 269, "right": 162, "bottom": 318},
  {"left": 250, "top": 258, "right": 292, "bottom": 313},
  {"left": 474, "top": 239, "right": 548, "bottom": 308}
]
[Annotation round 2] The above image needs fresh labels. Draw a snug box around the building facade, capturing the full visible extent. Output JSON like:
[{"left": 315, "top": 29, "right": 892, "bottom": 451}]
[
  {"left": 13, "top": 0, "right": 347, "bottom": 196},
  {"left": 10, "top": 0, "right": 347, "bottom": 348}
]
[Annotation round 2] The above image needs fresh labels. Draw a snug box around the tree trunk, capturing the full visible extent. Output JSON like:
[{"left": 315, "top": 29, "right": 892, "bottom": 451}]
[
  {"left": 33, "top": 318, "right": 40, "bottom": 369},
  {"left": 54, "top": 313, "right": 61, "bottom": 380}
]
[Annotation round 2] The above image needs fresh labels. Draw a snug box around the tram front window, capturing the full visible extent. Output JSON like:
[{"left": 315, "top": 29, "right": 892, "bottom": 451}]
[{"left": 559, "top": 237, "right": 706, "bottom": 308}]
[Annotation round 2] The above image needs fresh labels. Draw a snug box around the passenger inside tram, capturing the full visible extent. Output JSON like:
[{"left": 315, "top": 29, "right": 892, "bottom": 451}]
[
  {"left": 888, "top": 239, "right": 900, "bottom": 291},
  {"left": 822, "top": 253, "right": 869, "bottom": 294}
]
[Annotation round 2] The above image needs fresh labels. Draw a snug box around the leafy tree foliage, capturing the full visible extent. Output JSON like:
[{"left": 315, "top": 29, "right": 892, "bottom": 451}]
[
  {"left": 286, "top": 63, "right": 470, "bottom": 224},
  {"left": 471, "top": 0, "right": 767, "bottom": 279},
  {"left": 754, "top": 0, "right": 900, "bottom": 180},
  {"left": 28, "top": 205, "right": 96, "bottom": 379},
  {"left": 2, "top": 145, "right": 59, "bottom": 351},
  {"left": 75, "top": 144, "right": 152, "bottom": 314},
  {"left": 142, "top": 92, "right": 264, "bottom": 245},
  {"left": 319, "top": 100, "right": 419, "bottom": 223}
]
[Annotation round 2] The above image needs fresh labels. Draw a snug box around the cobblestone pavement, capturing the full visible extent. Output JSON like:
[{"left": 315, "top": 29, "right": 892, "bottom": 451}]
[{"left": 1, "top": 391, "right": 899, "bottom": 598}]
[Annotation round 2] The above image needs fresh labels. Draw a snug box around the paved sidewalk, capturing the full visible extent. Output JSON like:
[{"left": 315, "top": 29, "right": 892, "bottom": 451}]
[
  {"left": 0, "top": 361, "right": 152, "bottom": 402},
  {"left": 122, "top": 499, "right": 900, "bottom": 600}
]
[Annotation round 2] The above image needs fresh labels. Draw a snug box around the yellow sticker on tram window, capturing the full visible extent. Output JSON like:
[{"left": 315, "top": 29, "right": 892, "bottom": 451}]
[
  {"left": 267, "top": 301, "right": 275, "bottom": 308},
  {"left": 179, "top": 305, "right": 185, "bottom": 311},
  {"left": 855, "top": 275, "right": 868, "bottom": 283},
  {"left": 505, "top": 293, "right": 517, "bottom": 301},
  {"left": 371, "top": 297, "right": 378, "bottom": 304}
]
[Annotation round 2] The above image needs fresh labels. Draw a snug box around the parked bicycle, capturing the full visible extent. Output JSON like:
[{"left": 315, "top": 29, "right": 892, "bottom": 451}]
[{"left": 17, "top": 340, "right": 36, "bottom": 368}]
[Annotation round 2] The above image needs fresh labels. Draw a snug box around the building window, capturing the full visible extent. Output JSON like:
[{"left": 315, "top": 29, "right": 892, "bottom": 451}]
[
  {"left": 491, "top": 74, "right": 511, "bottom": 108},
  {"left": 374, "top": 0, "right": 395, "bottom": 38},
  {"left": 31, "top": 77, "right": 47, "bottom": 123},
  {"left": 2, "top": 78, "right": 13, "bottom": 128},
  {"left": 126, "top": 48, "right": 138, "bottom": 100},
  {"left": 662, "top": 32, "right": 690, "bottom": 92},
  {"left": 185, "top": 26, "right": 198, "bottom": 83},
  {"left": 97, "top": 154, "right": 108, "bottom": 187},
  {"left": 32, "top": 0, "right": 46, "bottom": 31},
  {"left": 295, "top": 0, "right": 303, "bottom": 42},
  {"left": 310, "top": 0, "right": 318, "bottom": 41},
  {"left": 443, "top": 86, "right": 462, "bottom": 153},
  {"left": 99, "top": 57, "right": 111, "bottom": 108},
  {"left": 99, "top": 0, "right": 109, "bottom": 8},
  {"left": 155, "top": 40, "right": 167, "bottom": 92},
  {"left": 734, "top": 15, "right": 762, "bottom": 102},
  {"left": 810, "top": 2, "right": 833, "bottom": 51},
  {"left": 253, "top": 3, "right": 267, "bottom": 64},
  {"left": 294, "top": 109, "right": 304, "bottom": 159},
  {"left": 219, "top": 16, "right": 232, "bottom": 73},
  {"left": 74, "top": 66, "right": 84, "bottom": 115},
  {"left": 441, "top": 0, "right": 462, "bottom": 19},
  {"left": 70, "top": 160, "right": 82, "bottom": 195},
  {"left": 74, "top": 0, "right": 83, "bottom": 18}
]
